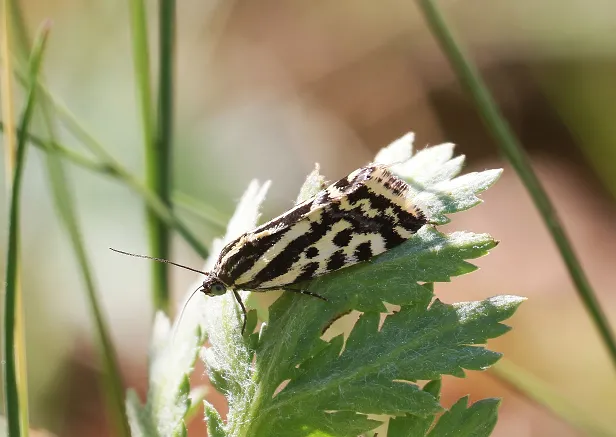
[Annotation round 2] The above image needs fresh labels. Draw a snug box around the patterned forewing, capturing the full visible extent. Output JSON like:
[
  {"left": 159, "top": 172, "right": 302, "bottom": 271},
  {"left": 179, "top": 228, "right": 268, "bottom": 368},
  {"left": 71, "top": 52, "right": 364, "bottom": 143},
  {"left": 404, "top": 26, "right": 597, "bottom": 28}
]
[{"left": 214, "top": 165, "right": 427, "bottom": 290}]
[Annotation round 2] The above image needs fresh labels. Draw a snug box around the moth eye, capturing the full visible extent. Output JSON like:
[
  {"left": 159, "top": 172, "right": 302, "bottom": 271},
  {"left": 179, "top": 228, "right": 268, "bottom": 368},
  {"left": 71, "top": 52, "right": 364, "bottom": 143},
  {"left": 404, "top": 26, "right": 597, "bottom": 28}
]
[{"left": 210, "top": 282, "right": 226, "bottom": 296}]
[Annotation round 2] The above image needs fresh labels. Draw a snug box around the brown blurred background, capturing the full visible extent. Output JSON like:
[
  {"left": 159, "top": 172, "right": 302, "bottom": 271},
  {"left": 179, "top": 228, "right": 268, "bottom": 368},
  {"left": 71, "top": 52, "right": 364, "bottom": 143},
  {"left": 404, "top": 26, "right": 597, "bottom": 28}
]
[{"left": 2, "top": 0, "right": 616, "bottom": 436}]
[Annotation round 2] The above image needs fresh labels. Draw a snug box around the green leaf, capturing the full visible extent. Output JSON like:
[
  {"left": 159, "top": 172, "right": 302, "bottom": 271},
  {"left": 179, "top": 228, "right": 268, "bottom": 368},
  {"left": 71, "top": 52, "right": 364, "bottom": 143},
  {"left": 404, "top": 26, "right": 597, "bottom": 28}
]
[
  {"left": 198, "top": 134, "right": 521, "bottom": 436},
  {"left": 125, "top": 183, "right": 276, "bottom": 435},
  {"left": 386, "top": 380, "right": 442, "bottom": 437},
  {"left": 416, "top": 169, "right": 502, "bottom": 225},
  {"left": 204, "top": 401, "right": 227, "bottom": 437},
  {"left": 296, "top": 164, "right": 328, "bottom": 203},
  {"left": 198, "top": 180, "right": 272, "bottom": 433},
  {"left": 375, "top": 133, "right": 501, "bottom": 225},
  {"left": 429, "top": 397, "right": 499, "bottom": 437},
  {"left": 253, "top": 296, "right": 521, "bottom": 436},
  {"left": 305, "top": 228, "right": 497, "bottom": 313},
  {"left": 268, "top": 411, "right": 381, "bottom": 437},
  {"left": 126, "top": 390, "right": 156, "bottom": 437},
  {"left": 419, "top": 0, "right": 616, "bottom": 372},
  {"left": 373, "top": 132, "right": 414, "bottom": 166},
  {"left": 387, "top": 396, "right": 499, "bottom": 437},
  {"left": 126, "top": 308, "right": 207, "bottom": 436},
  {"left": 186, "top": 386, "right": 208, "bottom": 421},
  {"left": 388, "top": 414, "right": 433, "bottom": 437}
]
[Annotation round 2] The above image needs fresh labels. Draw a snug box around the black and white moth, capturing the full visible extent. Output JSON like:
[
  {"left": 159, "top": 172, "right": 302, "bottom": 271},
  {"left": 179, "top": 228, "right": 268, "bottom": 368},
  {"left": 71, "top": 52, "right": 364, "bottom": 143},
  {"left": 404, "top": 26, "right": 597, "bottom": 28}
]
[
  {"left": 113, "top": 164, "right": 428, "bottom": 333},
  {"left": 207, "top": 164, "right": 427, "bottom": 328}
]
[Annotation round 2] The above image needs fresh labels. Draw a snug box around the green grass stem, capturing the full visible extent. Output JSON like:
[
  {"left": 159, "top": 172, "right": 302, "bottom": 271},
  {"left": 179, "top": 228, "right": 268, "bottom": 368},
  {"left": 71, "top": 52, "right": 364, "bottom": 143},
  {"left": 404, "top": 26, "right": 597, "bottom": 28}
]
[
  {"left": 128, "top": 0, "right": 172, "bottom": 312},
  {"left": 0, "top": 122, "right": 228, "bottom": 234},
  {"left": 2, "top": 1, "right": 31, "bottom": 434},
  {"left": 45, "top": 138, "right": 132, "bottom": 437},
  {"left": 147, "top": 0, "right": 176, "bottom": 312},
  {"left": 10, "top": 67, "right": 210, "bottom": 259},
  {"left": 6, "top": 4, "right": 132, "bottom": 434},
  {"left": 3, "top": 23, "right": 49, "bottom": 437}
]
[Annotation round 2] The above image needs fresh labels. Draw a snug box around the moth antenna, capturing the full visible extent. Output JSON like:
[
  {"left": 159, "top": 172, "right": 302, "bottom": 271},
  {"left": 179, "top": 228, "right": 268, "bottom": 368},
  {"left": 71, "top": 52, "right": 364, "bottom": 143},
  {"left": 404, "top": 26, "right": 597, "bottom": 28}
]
[
  {"left": 172, "top": 284, "right": 203, "bottom": 344},
  {"left": 109, "top": 248, "right": 207, "bottom": 276}
]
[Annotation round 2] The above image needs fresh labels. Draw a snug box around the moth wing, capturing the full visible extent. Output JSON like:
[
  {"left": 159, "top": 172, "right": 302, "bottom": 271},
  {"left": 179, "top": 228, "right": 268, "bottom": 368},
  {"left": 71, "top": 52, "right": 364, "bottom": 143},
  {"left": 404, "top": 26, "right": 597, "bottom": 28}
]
[
  {"left": 221, "top": 165, "right": 426, "bottom": 290},
  {"left": 214, "top": 195, "right": 322, "bottom": 286}
]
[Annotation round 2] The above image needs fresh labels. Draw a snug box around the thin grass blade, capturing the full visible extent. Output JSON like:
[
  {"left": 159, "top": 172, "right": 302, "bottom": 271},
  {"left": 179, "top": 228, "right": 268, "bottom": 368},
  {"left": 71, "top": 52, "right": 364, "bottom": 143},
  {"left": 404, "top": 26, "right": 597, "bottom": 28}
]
[
  {"left": 148, "top": 0, "right": 176, "bottom": 313},
  {"left": 3, "top": 22, "right": 50, "bottom": 437},
  {"left": 128, "top": 0, "right": 173, "bottom": 312},
  {"left": 10, "top": 66, "right": 210, "bottom": 259},
  {"left": 5, "top": 5, "right": 132, "bottom": 433}
]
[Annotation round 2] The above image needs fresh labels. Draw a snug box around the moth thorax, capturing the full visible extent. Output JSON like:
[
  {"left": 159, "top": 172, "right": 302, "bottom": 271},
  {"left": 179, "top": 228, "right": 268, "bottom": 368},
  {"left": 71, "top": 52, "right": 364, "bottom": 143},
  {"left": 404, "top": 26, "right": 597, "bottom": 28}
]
[{"left": 200, "top": 272, "right": 227, "bottom": 296}]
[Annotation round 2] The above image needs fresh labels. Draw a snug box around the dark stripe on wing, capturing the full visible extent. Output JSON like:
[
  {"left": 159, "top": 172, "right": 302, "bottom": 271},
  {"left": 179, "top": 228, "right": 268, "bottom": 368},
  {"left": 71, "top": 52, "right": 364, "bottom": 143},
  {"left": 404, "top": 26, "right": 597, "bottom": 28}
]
[
  {"left": 346, "top": 185, "right": 426, "bottom": 248},
  {"left": 306, "top": 246, "right": 319, "bottom": 259},
  {"left": 326, "top": 249, "right": 347, "bottom": 271},
  {"left": 250, "top": 200, "right": 313, "bottom": 234},
  {"left": 332, "top": 228, "right": 353, "bottom": 247},
  {"left": 217, "top": 231, "right": 287, "bottom": 284},
  {"left": 230, "top": 165, "right": 427, "bottom": 288},
  {"left": 354, "top": 241, "right": 373, "bottom": 261},
  {"left": 330, "top": 166, "right": 375, "bottom": 196},
  {"left": 236, "top": 170, "right": 376, "bottom": 288},
  {"left": 245, "top": 216, "right": 335, "bottom": 287},
  {"left": 295, "top": 261, "right": 320, "bottom": 282},
  {"left": 217, "top": 200, "right": 317, "bottom": 284}
]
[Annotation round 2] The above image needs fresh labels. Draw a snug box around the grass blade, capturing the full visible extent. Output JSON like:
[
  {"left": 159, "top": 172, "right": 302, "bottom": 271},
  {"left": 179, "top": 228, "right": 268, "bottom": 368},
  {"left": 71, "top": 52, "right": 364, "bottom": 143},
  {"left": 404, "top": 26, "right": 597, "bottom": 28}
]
[
  {"left": 2, "top": 0, "right": 17, "bottom": 172},
  {"left": 128, "top": 0, "right": 172, "bottom": 312},
  {"left": 172, "top": 190, "right": 228, "bottom": 232},
  {"left": 9, "top": 66, "right": 210, "bottom": 258},
  {"left": 46, "top": 153, "right": 132, "bottom": 436},
  {"left": 3, "top": 22, "right": 50, "bottom": 437},
  {"left": 1, "top": 1, "right": 31, "bottom": 435},
  {"left": 417, "top": 0, "right": 616, "bottom": 371},
  {"left": 7, "top": 4, "right": 134, "bottom": 434},
  {"left": 0, "top": 121, "right": 227, "bottom": 237},
  {"left": 146, "top": 0, "right": 176, "bottom": 312},
  {"left": 54, "top": 106, "right": 209, "bottom": 259},
  {"left": 128, "top": 0, "right": 154, "bottom": 150}
]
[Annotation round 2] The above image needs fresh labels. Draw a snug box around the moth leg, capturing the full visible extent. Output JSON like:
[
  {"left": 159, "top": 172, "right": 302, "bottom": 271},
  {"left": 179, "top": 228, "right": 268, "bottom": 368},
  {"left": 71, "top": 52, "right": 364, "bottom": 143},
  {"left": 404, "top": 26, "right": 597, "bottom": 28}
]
[
  {"left": 284, "top": 288, "right": 328, "bottom": 302},
  {"left": 232, "top": 290, "right": 248, "bottom": 334}
]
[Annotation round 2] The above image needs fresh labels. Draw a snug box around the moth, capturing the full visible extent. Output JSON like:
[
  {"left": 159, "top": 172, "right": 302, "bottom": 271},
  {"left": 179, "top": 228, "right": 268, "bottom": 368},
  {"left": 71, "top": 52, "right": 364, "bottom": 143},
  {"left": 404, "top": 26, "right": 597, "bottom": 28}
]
[{"left": 112, "top": 164, "right": 428, "bottom": 333}]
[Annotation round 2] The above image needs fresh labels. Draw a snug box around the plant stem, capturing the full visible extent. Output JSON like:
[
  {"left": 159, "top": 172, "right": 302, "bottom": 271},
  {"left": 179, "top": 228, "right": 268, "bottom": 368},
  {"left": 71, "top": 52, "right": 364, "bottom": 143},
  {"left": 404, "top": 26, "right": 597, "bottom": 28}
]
[
  {"left": 9, "top": 5, "right": 132, "bottom": 433},
  {"left": 3, "top": 23, "right": 49, "bottom": 437},
  {"left": 1, "top": 1, "right": 31, "bottom": 435},
  {"left": 129, "top": 0, "right": 172, "bottom": 313},
  {"left": 46, "top": 137, "right": 132, "bottom": 437},
  {"left": 0, "top": 1, "right": 22, "bottom": 435},
  {"left": 153, "top": 0, "right": 176, "bottom": 312},
  {"left": 54, "top": 97, "right": 209, "bottom": 259},
  {"left": 10, "top": 65, "right": 210, "bottom": 259},
  {"left": 0, "top": 121, "right": 228, "bottom": 233},
  {"left": 417, "top": 0, "right": 616, "bottom": 370},
  {"left": 172, "top": 190, "right": 228, "bottom": 230}
]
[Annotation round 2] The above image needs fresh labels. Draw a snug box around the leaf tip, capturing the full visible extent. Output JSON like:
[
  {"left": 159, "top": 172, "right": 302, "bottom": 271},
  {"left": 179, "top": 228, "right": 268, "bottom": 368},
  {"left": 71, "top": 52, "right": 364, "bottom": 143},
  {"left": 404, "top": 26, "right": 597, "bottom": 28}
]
[
  {"left": 487, "top": 295, "right": 526, "bottom": 309},
  {"left": 480, "top": 168, "right": 503, "bottom": 188},
  {"left": 41, "top": 19, "right": 54, "bottom": 32}
]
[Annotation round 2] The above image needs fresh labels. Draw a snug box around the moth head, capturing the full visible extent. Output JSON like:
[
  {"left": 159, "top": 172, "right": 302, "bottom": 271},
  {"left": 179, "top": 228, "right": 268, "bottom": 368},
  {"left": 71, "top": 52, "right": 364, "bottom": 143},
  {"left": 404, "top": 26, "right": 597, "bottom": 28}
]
[{"left": 200, "top": 273, "right": 228, "bottom": 296}]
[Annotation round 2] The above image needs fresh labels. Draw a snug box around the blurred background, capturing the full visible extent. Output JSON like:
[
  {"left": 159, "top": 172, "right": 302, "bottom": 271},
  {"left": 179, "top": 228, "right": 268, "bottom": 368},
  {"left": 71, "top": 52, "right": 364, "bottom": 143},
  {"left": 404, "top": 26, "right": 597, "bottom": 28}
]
[{"left": 1, "top": 0, "right": 616, "bottom": 436}]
